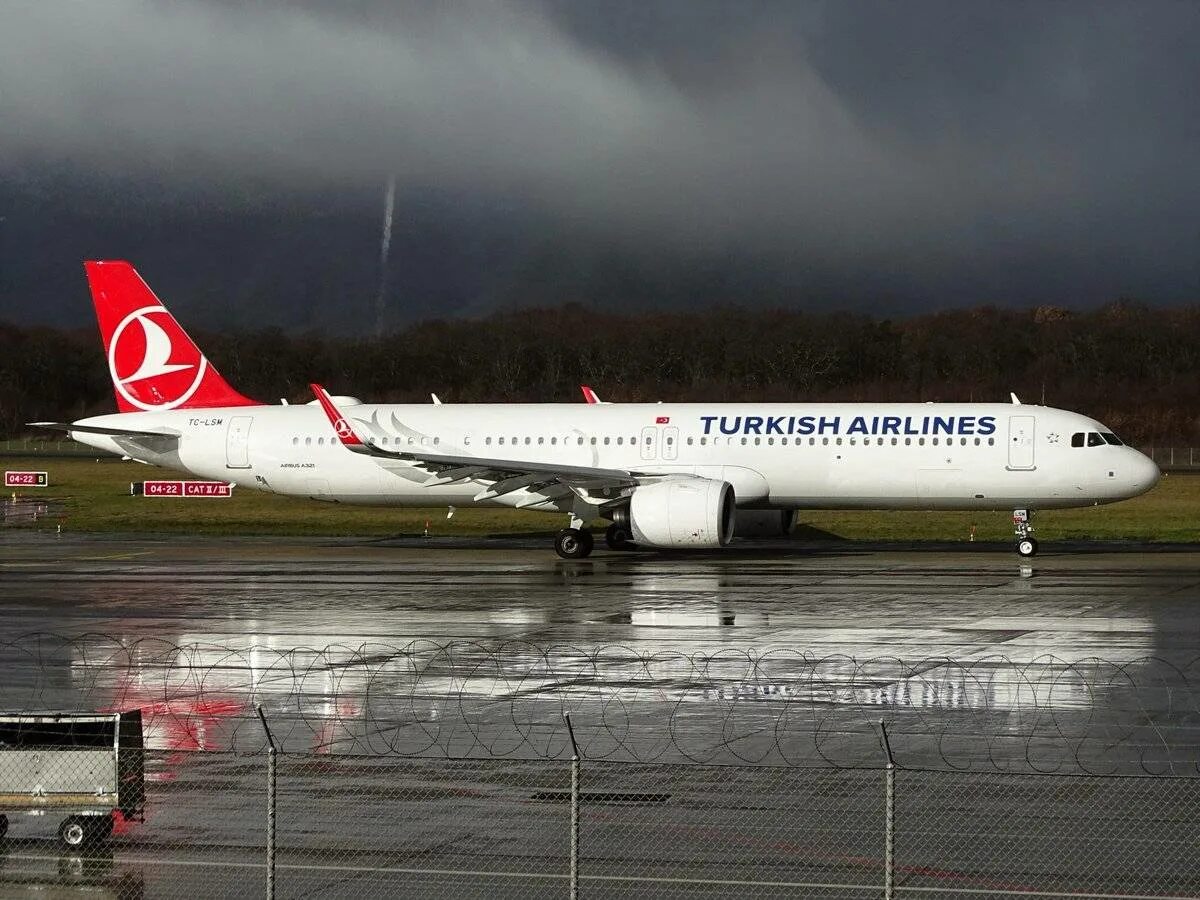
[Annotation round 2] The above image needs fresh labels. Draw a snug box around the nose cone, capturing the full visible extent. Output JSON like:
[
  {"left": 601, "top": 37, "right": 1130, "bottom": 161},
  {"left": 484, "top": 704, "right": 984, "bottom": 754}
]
[{"left": 1127, "top": 450, "right": 1160, "bottom": 496}]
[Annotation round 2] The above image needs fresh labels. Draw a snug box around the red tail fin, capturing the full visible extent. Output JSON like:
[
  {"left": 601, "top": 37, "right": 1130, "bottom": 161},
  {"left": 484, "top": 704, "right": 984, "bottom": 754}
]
[{"left": 85, "top": 261, "right": 261, "bottom": 412}]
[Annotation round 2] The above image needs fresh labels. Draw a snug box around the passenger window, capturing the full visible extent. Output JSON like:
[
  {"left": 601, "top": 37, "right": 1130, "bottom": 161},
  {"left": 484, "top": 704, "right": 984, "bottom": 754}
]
[
  {"left": 486, "top": 437, "right": 492, "bottom": 445},
  {"left": 524, "top": 437, "right": 531, "bottom": 445},
  {"left": 590, "top": 437, "right": 597, "bottom": 445},
  {"left": 767, "top": 437, "right": 774, "bottom": 445},
  {"left": 433, "top": 437, "right": 440, "bottom": 445},
  {"left": 904, "top": 438, "right": 911, "bottom": 445},
  {"left": 686, "top": 437, "right": 693, "bottom": 445},
  {"left": 667, "top": 436, "right": 674, "bottom": 445},
  {"left": 578, "top": 437, "right": 584, "bottom": 446},
  {"left": 1071, "top": 433, "right": 1085, "bottom": 448},
  {"left": 700, "top": 437, "right": 707, "bottom": 445},
  {"left": 891, "top": 438, "right": 898, "bottom": 446},
  {"left": 849, "top": 438, "right": 856, "bottom": 446},
  {"left": 499, "top": 437, "right": 505, "bottom": 445},
  {"left": 741, "top": 437, "right": 748, "bottom": 445},
  {"left": 974, "top": 438, "right": 980, "bottom": 446},
  {"left": 988, "top": 438, "right": 995, "bottom": 446},
  {"left": 932, "top": 437, "right": 939, "bottom": 446},
  {"left": 617, "top": 437, "right": 623, "bottom": 445},
  {"left": 822, "top": 437, "right": 829, "bottom": 445},
  {"left": 292, "top": 437, "right": 299, "bottom": 446},
  {"left": 631, "top": 437, "right": 638, "bottom": 445},
  {"left": 538, "top": 437, "right": 544, "bottom": 445},
  {"left": 305, "top": 437, "right": 312, "bottom": 446},
  {"left": 753, "top": 437, "right": 760, "bottom": 446},
  {"left": 1087, "top": 432, "right": 1104, "bottom": 447},
  {"left": 551, "top": 437, "right": 557, "bottom": 445},
  {"left": 604, "top": 437, "right": 610, "bottom": 445},
  {"left": 918, "top": 438, "right": 925, "bottom": 446},
  {"left": 318, "top": 437, "right": 325, "bottom": 446}
]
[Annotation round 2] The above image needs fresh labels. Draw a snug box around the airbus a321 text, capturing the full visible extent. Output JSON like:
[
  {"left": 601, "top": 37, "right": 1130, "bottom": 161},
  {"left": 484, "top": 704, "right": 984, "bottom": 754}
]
[{"left": 36, "top": 261, "right": 1160, "bottom": 559}]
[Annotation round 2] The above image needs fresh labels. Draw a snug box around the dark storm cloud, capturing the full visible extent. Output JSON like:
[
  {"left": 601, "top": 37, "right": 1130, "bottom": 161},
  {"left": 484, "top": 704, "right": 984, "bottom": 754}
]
[{"left": 1, "top": 0, "right": 1198, "bottom": 313}]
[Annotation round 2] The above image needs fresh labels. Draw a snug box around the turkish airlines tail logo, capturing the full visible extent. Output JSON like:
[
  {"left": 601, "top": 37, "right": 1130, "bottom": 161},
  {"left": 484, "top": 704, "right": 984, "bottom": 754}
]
[{"left": 85, "top": 261, "right": 261, "bottom": 413}]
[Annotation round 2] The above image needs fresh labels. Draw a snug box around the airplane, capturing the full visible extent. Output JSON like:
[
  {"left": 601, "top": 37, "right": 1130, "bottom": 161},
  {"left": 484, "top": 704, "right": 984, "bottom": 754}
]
[{"left": 36, "top": 261, "right": 1160, "bottom": 559}]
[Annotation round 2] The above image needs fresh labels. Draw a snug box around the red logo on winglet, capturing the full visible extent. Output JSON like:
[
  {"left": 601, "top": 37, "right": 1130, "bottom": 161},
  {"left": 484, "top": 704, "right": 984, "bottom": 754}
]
[{"left": 655, "top": 416, "right": 670, "bottom": 424}]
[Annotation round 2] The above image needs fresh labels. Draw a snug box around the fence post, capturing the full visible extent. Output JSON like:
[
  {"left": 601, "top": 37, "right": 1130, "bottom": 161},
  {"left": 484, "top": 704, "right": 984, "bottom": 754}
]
[
  {"left": 257, "top": 707, "right": 277, "bottom": 900},
  {"left": 563, "top": 712, "right": 581, "bottom": 900},
  {"left": 877, "top": 719, "right": 896, "bottom": 900}
]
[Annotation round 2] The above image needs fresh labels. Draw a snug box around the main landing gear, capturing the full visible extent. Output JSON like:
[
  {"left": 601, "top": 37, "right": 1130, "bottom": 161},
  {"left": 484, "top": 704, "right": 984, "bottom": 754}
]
[
  {"left": 1013, "top": 508, "right": 1038, "bottom": 557},
  {"left": 555, "top": 522, "right": 635, "bottom": 559},
  {"left": 555, "top": 528, "right": 594, "bottom": 559}
]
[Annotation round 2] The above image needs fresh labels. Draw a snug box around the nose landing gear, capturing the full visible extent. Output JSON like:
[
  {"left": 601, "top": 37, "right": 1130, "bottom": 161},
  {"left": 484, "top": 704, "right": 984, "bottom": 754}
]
[{"left": 1013, "top": 509, "right": 1038, "bottom": 557}]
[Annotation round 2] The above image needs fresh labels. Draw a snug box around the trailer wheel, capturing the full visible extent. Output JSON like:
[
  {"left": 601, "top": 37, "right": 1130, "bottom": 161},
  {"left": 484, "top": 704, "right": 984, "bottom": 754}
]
[{"left": 58, "top": 817, "right": 87, "bottom": 849}]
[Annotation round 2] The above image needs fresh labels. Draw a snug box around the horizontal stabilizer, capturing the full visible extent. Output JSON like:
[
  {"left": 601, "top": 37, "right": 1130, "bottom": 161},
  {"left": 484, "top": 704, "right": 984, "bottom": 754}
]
[{"left": 30, "top": 421, "right": 179, "bottom": 439}]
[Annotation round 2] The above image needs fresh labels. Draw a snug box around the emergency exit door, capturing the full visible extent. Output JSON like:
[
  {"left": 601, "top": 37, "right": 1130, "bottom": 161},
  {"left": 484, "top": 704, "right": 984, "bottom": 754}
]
[
  {"left": 226, "top": 416, "right": 253, "bottom": 469},
  {"left": 1007, "top": 415, "right": 1036, "bottom": 470}
]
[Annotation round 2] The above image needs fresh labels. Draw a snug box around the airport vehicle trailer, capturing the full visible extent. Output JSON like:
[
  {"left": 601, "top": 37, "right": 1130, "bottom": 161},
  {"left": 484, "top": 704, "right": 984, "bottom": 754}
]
[{"left": 0, "top": 711, "right": 145, "bottom": 848}]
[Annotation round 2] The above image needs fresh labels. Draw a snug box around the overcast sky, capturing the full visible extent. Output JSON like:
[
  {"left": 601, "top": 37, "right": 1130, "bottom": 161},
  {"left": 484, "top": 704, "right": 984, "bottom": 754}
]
[{"left": 1, "top": 0, "right": 1197, "bottom": 330}]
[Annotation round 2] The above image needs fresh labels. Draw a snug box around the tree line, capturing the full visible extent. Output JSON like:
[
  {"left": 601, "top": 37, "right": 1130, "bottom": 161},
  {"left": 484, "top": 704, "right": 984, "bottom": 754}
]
[{"left": 3, "top": 301, "right": 1198, "bottom": 446}]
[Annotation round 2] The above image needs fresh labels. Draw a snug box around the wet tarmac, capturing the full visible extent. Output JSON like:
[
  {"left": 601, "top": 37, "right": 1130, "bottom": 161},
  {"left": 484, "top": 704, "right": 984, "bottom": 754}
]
[{"left": 1, "top": 533, "right": 1199, "bottom": 897}]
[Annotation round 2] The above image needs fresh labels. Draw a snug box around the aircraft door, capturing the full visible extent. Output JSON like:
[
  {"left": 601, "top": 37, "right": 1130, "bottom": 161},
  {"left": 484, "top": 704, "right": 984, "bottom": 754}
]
[
  {"left": 663, "top": 426, "right": 680, "bottom": 461},
  {"left": 226, "top": 416, "right": 253, "bottom": 469},
  {"left": 1007, "top": 415, "right": 1036, "bottom": 470},
  {"left": 640, "top": 426, "right": 658, "bottom": 461}
]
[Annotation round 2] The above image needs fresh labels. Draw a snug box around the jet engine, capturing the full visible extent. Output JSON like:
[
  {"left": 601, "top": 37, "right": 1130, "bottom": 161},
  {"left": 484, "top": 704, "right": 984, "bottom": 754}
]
[
  {"left": 624, "top": 479, "right": 735, "bottom": 548},
  {"left": 734, "top": 509, "right": 796, "bottom": 538}
]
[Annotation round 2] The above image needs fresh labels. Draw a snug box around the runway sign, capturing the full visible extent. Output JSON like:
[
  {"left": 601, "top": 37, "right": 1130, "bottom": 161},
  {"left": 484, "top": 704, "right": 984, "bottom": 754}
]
[
  {"left": 5, "top": 471, "right": 48, "bottom": 488},
  {"left": 132, "top": 480, "right": 233, "bottom": 498}
]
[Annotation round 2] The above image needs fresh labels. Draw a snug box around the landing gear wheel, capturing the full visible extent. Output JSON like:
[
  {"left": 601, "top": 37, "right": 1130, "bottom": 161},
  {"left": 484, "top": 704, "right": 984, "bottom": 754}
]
[
  {"left": 58, "top": 817, "right": 87, "bottom": 849},
  {"left": 604, "top": 523, "right": 633, "bottom": 551},
  {"left": 555, "top": 528, "right": 594, "bottom": 559},
  {"left": 1017, "top": 538, "right": 1038, "bottom": 557}
]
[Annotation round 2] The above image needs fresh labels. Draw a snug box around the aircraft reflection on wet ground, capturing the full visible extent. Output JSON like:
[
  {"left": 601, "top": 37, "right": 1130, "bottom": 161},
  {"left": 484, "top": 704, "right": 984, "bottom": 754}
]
[{"left": 2, "top": 534, "right": 1198, "bottom": 774}]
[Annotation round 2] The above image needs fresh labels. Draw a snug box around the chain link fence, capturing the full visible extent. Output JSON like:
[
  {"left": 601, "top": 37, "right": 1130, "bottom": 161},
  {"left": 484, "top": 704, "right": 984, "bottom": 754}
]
[{"left": 2, "top": 725, "right": 1199, "bottom": 898}]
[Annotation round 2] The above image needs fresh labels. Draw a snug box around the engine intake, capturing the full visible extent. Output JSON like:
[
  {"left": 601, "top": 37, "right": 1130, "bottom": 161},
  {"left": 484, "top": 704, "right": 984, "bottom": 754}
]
[{"left": 627, "top": 479, "right": 735, "bottom": 548}]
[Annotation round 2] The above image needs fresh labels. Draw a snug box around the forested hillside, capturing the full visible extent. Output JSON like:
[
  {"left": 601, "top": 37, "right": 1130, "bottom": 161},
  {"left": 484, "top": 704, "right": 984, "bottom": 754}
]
[{"left": 4, "top": 301, "right": 1198, "bottom": 445}]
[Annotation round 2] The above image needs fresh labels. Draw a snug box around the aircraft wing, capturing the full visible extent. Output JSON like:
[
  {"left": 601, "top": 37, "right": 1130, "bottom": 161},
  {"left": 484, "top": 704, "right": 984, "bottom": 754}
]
[{"left": 309, "top": 384, "right": 643, "bottom": 503}]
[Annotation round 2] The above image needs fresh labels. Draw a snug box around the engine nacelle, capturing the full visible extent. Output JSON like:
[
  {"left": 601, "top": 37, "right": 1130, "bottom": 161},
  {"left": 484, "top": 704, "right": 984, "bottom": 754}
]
[
  {"left": 734, "top": 509, "right": 796, "bottom": 538},
  {"left": 628, "top": 479, "right": 735, "bottom": 548}
]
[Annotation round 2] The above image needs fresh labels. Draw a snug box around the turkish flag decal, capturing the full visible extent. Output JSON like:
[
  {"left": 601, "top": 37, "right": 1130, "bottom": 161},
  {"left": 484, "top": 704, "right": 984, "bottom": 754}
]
[{"left": 655, "top": 416, "right": 670, "bottom": 424}]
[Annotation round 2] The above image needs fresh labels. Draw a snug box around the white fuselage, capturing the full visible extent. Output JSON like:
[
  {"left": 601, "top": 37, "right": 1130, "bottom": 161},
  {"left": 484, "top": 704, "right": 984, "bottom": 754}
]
[{"left": 71, "top": 402, "right": 1160, "bottom": 514}]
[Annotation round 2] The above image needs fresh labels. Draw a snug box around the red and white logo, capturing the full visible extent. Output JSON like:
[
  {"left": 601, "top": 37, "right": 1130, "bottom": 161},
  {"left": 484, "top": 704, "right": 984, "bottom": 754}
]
[
  {"left": 107, "top": 305, "right": 207, "bottom": 411},
  {"left": 655, "top": 415, "right": 670, "bottom": 424},
  {"left": 332, "top": 418, "right": 356, "bottom": 440}
]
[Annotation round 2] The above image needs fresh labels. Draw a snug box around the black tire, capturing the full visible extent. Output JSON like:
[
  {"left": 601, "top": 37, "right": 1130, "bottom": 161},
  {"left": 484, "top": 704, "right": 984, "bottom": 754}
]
[
  {"left": 1017, "top": 537, "right": 1038, "bottom": 557},
  {"left": 604, "top": 523, "right": 633, "bottom": 551},
  {"left": 0, "top": 813, "right": 8, "bottom": 840},
  {"left": 59, "top": 817, "right": 88, "bottom": 849},
  {"left": 555, "top": 528, "right": 593, "bottom": 559}
]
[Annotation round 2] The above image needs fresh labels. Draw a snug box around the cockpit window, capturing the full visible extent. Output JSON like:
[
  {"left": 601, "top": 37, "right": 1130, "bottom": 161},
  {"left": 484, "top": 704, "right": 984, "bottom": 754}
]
[
  {"left": 1071, "top": 432, "right": 1085, "bottom": 448},
  {"left": 1101, "top": 432, "right": 1123, "bottom": 446},
  {"left": 1086, "top": 432, "right": 1105, "bottom": 447}
]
